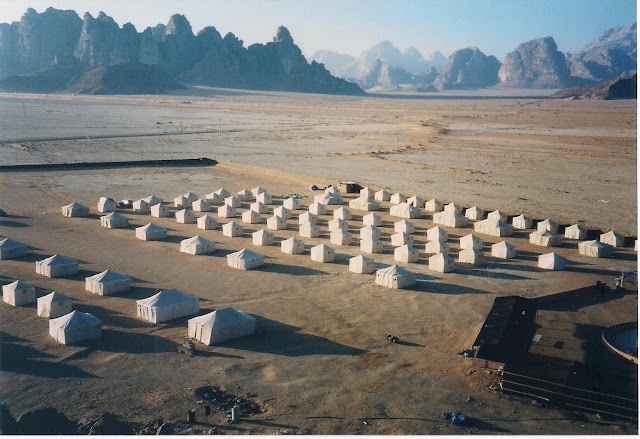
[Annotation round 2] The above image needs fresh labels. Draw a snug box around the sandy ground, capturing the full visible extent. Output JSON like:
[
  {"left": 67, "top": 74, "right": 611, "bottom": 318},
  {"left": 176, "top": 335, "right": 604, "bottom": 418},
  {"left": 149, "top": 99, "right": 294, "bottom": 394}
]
[{"left": 0, "top": 90, "right": 637, "bottom": 435}]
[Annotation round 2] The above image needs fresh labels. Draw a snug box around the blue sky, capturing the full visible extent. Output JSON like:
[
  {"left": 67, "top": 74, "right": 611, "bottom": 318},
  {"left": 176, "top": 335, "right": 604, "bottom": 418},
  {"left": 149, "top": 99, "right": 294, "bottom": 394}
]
[{"left": 0, "top": 0, "right": 636, "bottom": 60}]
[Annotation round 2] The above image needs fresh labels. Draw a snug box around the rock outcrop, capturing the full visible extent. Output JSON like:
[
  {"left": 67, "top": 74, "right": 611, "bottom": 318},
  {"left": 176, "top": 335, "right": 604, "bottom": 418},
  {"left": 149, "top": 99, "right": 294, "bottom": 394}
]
[
  {"left": 550, "top": 73, "right": 637, "bottom": 100},
  {"left": 0, "top": 8, "right": 363, "bottom": 95},
  {"left": 498, "top": 37, "right": 571, "bottom": 88},
  {"left": 309, "top": 50, "right": 355, "bottom": 75},
  {"left": 436, "top": 47, "right": 500, "bottom": 89}
]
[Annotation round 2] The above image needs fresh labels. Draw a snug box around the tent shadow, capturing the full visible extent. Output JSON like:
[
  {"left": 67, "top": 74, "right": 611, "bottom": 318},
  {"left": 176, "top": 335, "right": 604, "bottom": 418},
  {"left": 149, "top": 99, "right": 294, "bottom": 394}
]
[
  {"left": 612, "top": 251, "right": 638, "bottom": 262},
  {"left": 223, "top": 316, "right": 366, "bottom": 357},
  {"left": 410, "top": 280, "right": 490, "bottom": 295},
  {"left": 98, "top": 329, "right": 179, "bottom": 354},
  {"left": 77, "top": 303, "right": 148, "bottom": 329},
  {"left": 0, "top": 341, "right": 97, "bottom": 379},
  {"left": 66, "top": 269, "right": 101, "bottom": 282},
  {"left": 535, "top": 284, "right": 625, "bottom": 312},
  {"left": 456, "top": 267, "right": 533, "bottom": 280},
  {"left": 565, "top": 265, "right": 625, "bottom": 277},
  {"left": 486, "top": 262, "right": 545, "bottom": 273},
  {"left": 165, "top": 234, "right": 187, "bottom": 244},
  {"left": 0, "top": 219, "right": 30, "bottom": 228},
  {"left": 255, "top": 263, "right": 329, "bottom": 276},
  {"left": 108, "top": 285, "right": 159, "bottom": 300}
]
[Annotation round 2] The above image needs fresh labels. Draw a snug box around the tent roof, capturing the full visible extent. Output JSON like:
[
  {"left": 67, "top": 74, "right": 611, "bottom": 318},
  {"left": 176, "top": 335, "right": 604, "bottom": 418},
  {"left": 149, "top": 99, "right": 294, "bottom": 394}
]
[
  {"left": 5, "top": 280, "right": 33, "bottom": 291},
  {"left": 136, "top": 289, "right": 197, "bottom": 307},
  {"left": 103, "top": 212, "right": 126, "bottom": 220},
  {"left": 39, "top": 254, "right": 78, "bottom": 267},
  {"left": 63, "top": 202, "right": 87, "bottom": 210},
  {"left": 282, "top": 237, "right": 302, "bottom": 245},
  {"left": 351, "top": 254, "right": 373, "bottom": 263},
  {"left": 539, "top": 252, "right": 565, "bottom": 262},
  {"left": 189, "top": 307, "right": 256, "bottom": 330},
  {"left": 138, "top": 223, "right": 166, "bottom": 233},
  {"left": 51, "top": 310, "right": 101, "bottom": 330},
  {"left": 514, "top": 213, "right": 530, "bottom": 219},
  {"left": 601, "top": 230, "right": 622, "bottom": 238},
  {"left": 0, "top": 238, "right": 27, "bottom": 250},
  {"left": 579, "top": 240, "right": 608, "bottom": 249},
  {"left": 254, "top": 229, "right": 271, "bottom": 237},
  {"left": 40, "top": 291, "right": 70, "bottom": 304},
  {"left": 228, "top": 248, "right": 262, "bottom": 260},
  {"left": 493, "top": 241, "right": 514, "bottom": 249},
  {"left": 312, "top": 244, "right": 332, "bottom": 251},
  {"left": 181, "top": 235, "right": 213, "bottom": 245},
  {"left": 566, "top": 224, "right": 585, "bottom": 231},
  {"left": 377, "top": 264, "right": 411, "bottom": 277},
  {"left": 87, "top": 270, "right": 132, "bottom": 283}
]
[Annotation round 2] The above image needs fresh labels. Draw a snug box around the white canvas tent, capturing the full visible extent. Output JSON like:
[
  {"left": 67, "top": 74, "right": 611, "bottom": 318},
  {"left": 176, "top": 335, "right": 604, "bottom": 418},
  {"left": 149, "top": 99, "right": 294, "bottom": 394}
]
[
  {"left": 133, "top": 199, "right": 151, "bottom": 214},
  {"left": 85, "top": 270, "right": 132, "bottom": 295},
  {"left": 360, "top": 187, "right": 375, "bottom": 199},
  {"left": 61, "top": 202, "right": 89, "bottom": 217},
  {"left": 394, "top": 219, "right": 415, "bottom": 234},
  {"left": 222, "top": 221, "right": 243, "bottom": 238},
  {"left": 242, "top": 209, "right": 262, "bottom": 224},
  {"left": 311, "top": 244, "right": 335, "bottom": 263},
  {"left": 458, "top": 249, "right": 485, "bottom": 266},
  {"left": 491, "top": 241, "right": 517, "bottom": 259},
  {"left": 512, "top": 214, "right": 533, "bottom": 229},
  {"left": 205, "top": 192, "right": 224, "bottom": 204},
  {"left": 36, "top": 254, "right": 78, "bottom": 277},
  {"left": 2, "top": 280, "right": 36, "bottom": 306},
  {"left": 529, "top": 230, "right": 562, "bottom": 247},
  {"left": 564, "top": 224, "right": 587, "bottom": 240},
  {"left": 432, "top": 212, "right": 468, "bottom": 228},
  {"left": 600, "top": 231, "right": 625, "bottom": 247},
  {"left": 143, "top": 195, "right": 163, "bottom": 205},
  {"left": 394, "top": 244, "right": 419, "bottom": 263},
  {"left": 180, "top": 235, "right": 216, "bottom": 255},
  {"left": 360, "top": 237, "right": 384, "bottom": 254},
  {"left": 281, "top": 237, "right": 304, "bottom": 254},
  {"left": 487, "top": 210, "right": 508, "bottom": 223},
  {"left": 256, "top": 192, "right": 273, "bottom": 205},
  {"left": 173, "top": 195, "right": 189, "bottom": 209},
  {"left": 538, "top": 252, "right": 566, "bottom": 270},
  {"left": 237, "top": 189, "right": 252, "bottom": 201},
  {"left": 214, "top": 188, "right": 231, "bottom": 199},
  {"left": 136, "top": 289, "right": 199, "bottom": 323},
  {"left": 176, "top": 209, "right": 196, "bottom": 224},
  {"left": 267, "top": 215, "right": 288, "bottom": 230},
  {"left": 349, "top": 254, "right": 375, "bottom": 274},
  {"left": 188, "top": 308, "right": 257, "bottom": 345},
  {"left": 425, "top": 240, "right": 449, "bottom": 255},
  {"left": 349, "top": 197, "right": 380, "bottom": 211},
  {"left": 359, "top": 225, "right": 382, "bottom": 239},
  {"left": 537, "top": 219, "right": 559, "bottom": 233},
  {"left": 407, "top": 195, "right": 425, "bottom": 209},
  {"left": 334, "top": 207, "right": 352, "bottom": 220},
  {"left": 226, "top": 248, "right": 265, "bottom": 270},
  {"left": 578, "top": 240, "right": 613, "bottom": 258},
  {"left": 363, "top": 212, "right": 383, "bottom": 226},
  {"left": 0, "top": 238, "right": 28, "bottom": 259},
  {"left": 49, "top": 311, "right": 102, "bottom": 345},
  {"left": 444, "top": 202, "right": 463, "bottom": 215},
  {"left": 100, "top": 211, "right": 129, "bottom": 228},
  {"left": 183, "top": 192, "right": 199, "bottom": 203},
  {"left": 389, "top": 202, "right": 421, "bottom": 219},
  {"left": 273, "top": 206, "right": 291, "bottom": 220},
  {"left": 375, "top": 265, "right": 416, "bottom": 289},
  {"left": 309, "top": 202, "right": 327, "bottom": 215},
  {"left": 217, "top": 204, "right": 237, "bottom": 218},
  {"left": 391, "top": 232, "right": 414, "bottom": 247},
  {"left": 98, "top": 197, "right": 117, "bottom": 213},
  {"left": 299, "top": 211, "right": 318, "bottom": 225},
  {"left": 150, "top": 203, "right": 171, "bottom": 218},
  {"left": 425, "top": 199, "right": 443, "bottom": 212},
  {"left": 375, "top": 189, "right": 391, "bottom": 202},
  {"left": 192, "top": 199, "right": 211, "bottom": 212},
  {"left": 135, "top": 223, "right": 167, "bottom": 241},
  {"left": 330, "top": 228, "right": 352, "bottom": 245},
  {"left": 328, "top": 218, "right": 346, "bottom": 231},
  {"left": 314, "top": 191, "right": 343, "bottom": 205},
  {"left": 37, "top": 292, "right": 72, "bottom": 318},
  {"left": 283, "top": 197, "right": 301, "bottom": 210},
  {"left": 299, "top": 222, "right": 320, "bottom": 238},
  {"left": 251, "top": 186, "right": 266, "bottom": 197},
  {"left": 224, "top": 196, "right": 241, "bottom": 208},
  {"left": 474, "top": 218, "right": 513, "bottom": 237},
  {"left": 465, "top": 206, "right": 484, "bottom": 221},
  {"left": 428, "top": 253, "right": 454, "bottom": 273},
  {"left": 250, "top": 201, "right": 267, "bottom": 214},
  {"left": 252, "top": 229, "right": 274, "bottom": 246},
  {"left": 426, "top": 226, "right": 448, "bottom": 242},
  {"left": 197, "top": 214, "right": 216, "bottom": 230},
  {"left": 390, "top": 193, "right": 406, "bottom": 205},
  {"left": 460, "top": 234, "right": 483, "bottom": 250}
]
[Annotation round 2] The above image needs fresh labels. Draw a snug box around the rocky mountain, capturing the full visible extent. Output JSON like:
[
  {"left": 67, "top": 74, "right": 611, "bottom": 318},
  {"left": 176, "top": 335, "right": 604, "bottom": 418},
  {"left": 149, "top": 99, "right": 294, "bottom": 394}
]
[
  {"left": 568, "top": 22, "right": 636, "bottom": 82},
  {"left": 309, "top": 50, "right": 355, "bottom": 74},
  {"left": 550, "top": 73, "right": 636, "bottom": 100},
  {"left": 498, "top": 37, "right": 571, "bottom": 88},
  {"left": 0, "top": 8, "right": 363, "bottom": 95},
  {"left": 436, "top": 47, "right": 500, "bottom": 89}
]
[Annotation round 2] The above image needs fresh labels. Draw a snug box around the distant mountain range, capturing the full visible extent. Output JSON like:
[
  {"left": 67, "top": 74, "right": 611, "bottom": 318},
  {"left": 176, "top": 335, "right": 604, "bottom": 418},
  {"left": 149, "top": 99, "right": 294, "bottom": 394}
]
[
  {"left": 0, "top": 7, "right": 636, "bottom": 95},
  {"left": 311, "top": 23, "right": 636, "bottom": 91},
  {"left": 0, "top": 8, "right": 363, "bottom": 95}
]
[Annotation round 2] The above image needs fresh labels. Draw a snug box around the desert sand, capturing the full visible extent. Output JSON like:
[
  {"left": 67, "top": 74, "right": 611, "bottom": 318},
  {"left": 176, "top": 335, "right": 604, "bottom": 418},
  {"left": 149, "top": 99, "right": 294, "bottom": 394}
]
[{"left": 0, "top": 89, "right": 637, "bottom": 435}]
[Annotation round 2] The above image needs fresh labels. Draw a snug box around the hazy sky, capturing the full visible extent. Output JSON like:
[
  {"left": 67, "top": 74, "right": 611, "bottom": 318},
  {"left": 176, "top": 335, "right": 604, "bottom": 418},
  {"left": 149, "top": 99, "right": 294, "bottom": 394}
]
[{"left": 0, "top": 0, "right": 636, "bottom": 60}]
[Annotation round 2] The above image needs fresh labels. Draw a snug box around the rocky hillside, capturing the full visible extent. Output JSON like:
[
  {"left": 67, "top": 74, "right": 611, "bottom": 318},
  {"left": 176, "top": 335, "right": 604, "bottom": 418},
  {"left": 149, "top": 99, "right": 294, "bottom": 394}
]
[
  {"left": 0, "top": 8, "right": 363, "bottom": 95},
  {"left": 550, "top": 74, "right": 637, "bottom": 100},
  {"left": 568, "top": 22, "right": 637, "bottom": 82},
  {"left": 309, "top": 50, "right": 355, "bottom": 74},
  {"left": 498, "top": 37, "right": 571, "bottom": 88},
  {"left": 436, "top": 47, "right": 500, "bottom": 89}
]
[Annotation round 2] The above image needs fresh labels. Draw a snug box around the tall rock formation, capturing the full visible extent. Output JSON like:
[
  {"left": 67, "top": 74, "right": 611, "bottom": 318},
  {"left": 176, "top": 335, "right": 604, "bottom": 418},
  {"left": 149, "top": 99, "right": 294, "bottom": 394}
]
[
  {"left": 498, "top": 37, "right": 570, "bottom": 88},
  {"left": 436, "top": 47, "right": 500, "bottom": 89},
  {"left": 74, "top": 12, "right": 140, "bottom": 68},
  {"left": 309, "top": 50, "right": 355, "bottom": 75}
]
